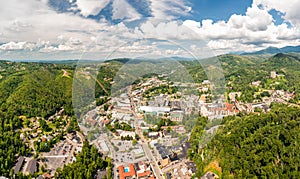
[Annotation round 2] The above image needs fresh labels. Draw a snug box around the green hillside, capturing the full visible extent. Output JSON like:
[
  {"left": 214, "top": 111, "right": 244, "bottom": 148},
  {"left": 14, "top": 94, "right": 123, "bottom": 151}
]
[{"left": 189, "top": 104, "right": 300, "bottom": 178}]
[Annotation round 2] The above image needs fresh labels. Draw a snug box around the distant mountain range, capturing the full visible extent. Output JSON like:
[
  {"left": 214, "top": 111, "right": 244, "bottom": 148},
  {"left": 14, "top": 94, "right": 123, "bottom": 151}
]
[{"left": 241, "top": 45, "right": 300, "bottom": 55}]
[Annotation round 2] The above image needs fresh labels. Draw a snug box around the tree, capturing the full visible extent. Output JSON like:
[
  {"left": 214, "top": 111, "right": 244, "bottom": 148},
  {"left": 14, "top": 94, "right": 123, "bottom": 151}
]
[{"left": 132, "top": 139, "right": 137, "bottom": 145}]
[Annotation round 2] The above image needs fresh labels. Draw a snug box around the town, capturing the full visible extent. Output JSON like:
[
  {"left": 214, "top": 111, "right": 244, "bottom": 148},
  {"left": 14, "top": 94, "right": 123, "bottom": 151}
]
[
  {"left": 12, "top": 68, "right": 296, "bottom": 179},
  {"left": 78, "top": 69, "right": 295, "bottom": 179}
]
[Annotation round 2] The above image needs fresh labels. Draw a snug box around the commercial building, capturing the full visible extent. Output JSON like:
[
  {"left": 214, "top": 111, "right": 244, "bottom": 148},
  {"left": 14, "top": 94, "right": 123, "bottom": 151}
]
[{"left": 118, "top": 164, "right": 136, "bottom": 179}]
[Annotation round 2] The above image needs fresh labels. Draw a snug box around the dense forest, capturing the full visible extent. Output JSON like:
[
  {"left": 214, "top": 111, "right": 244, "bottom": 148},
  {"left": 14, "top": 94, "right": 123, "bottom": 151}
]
[{"left": 189, "top": 104, "right": 300, "bottom": 178}]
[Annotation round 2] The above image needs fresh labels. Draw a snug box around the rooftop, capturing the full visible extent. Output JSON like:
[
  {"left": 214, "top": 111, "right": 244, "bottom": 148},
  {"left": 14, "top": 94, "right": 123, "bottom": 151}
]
[
  {"left": 118, "top": 164, "right": 136, "bottom": 179},
  {"left": 14, "top": 156, "right": 24, "bottom": 174}
]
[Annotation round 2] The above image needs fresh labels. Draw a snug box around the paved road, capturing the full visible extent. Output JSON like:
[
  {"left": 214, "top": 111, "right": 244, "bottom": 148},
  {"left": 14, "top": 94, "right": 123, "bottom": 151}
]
[
  {"left": 95, "top": 135, "right": 118, "bottom": 179},
  {"left": 142, "top": 143, "right": 164, "bottom": 179},
  {"left": 42, "top": 155, "right": 69, "bottom": 158},
  {"left": 128, "top": 87, "right": 164, "bottom": 179}
]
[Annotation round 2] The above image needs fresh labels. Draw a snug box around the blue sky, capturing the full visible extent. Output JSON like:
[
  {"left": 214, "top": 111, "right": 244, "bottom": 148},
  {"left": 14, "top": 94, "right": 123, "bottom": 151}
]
[
  {"left": 0, "top": 0, "right": 299, "bottom": 60},
  {"left": 189, "top": 0, "right": 252, "bottom": 21}
]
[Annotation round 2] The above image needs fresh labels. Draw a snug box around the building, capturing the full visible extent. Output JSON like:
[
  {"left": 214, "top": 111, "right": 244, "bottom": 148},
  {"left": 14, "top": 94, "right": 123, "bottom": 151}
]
[
  {"left": 228, "top": 92, "right": 241, "bottom": 102},
  {"left": 160, "top": 158, "right": 170, "bottom": 168},
  {"left": 170, "top": 110, "right": 184, "bottom": 122},
  {"left": 99, "top": 140, "right": 110, "bottom": 154},
  {"left": 270, "top": 71, "right": 277, "bottom": 79},
  {"left": 161, "top": 125, "right": 186, "bottom": 134},
  {"left": 140, "top": 127, "right": 149, "bottom": 133},
  {"left": 24, "top": 159, "right": 37, "bottom": 175},
  {"left": 137, "top": 171, "right": 151, "bottom": 178},
  {"left": 148, "top": 132, "right": 159, "bottom": 138},
  {"left": 154, "top": 143, "right": 171, "bottom": 160},
  {"left": 186, "top": 161, "right": 197, "bottom": 174},
  {"left": 201, "top": 171, "right": 219, "bottom": 179},
  {"left": 14, "top": 156, "right": 24, "bottom": 174},
  {"left": 119, "top": 131, "right": 136, "bottom": 138},
  {"left": 132, "top": 147, "right": 145, "bottom": 159},
  {"left": 251, "top": 81, "right": 261, "bottom": 86},
  {"left": 213, "top": 103, "right": 239, "bottom": 116},
  {"left": 202, "top": 80, "right": 211, "bottom": 85},
  {"left": 139, "top": 106, "right": 170, "bottom": 115},
  {"left": 118, "top": 164, "right": 136, "bottom": 179}
]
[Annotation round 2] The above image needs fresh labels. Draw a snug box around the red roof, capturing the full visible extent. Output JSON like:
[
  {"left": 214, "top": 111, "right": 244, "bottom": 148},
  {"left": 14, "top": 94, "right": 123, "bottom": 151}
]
[
  {"left": 118, "top": 164, "right": 136, "bottom": 179},
  {"left": 103, "top": 120, "right": 110, "bottom": 125},
  {"left": 214, "top": 103, "right": 239, "bottom": 113},
  {"left": 43, "top": 173, "right": 52, "bottom": 179},
  {"left": 137, "top": 171, "right": 151, "bottom": 177}
]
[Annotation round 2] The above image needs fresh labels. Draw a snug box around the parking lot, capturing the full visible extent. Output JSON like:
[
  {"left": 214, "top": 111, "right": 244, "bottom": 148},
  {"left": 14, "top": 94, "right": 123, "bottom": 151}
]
[{"left": 41, "top": 140, "right": 78, "bottom": 174}]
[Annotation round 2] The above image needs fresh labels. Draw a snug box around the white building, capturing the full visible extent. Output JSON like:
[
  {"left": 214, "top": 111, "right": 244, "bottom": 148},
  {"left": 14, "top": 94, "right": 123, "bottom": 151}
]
[
  {"left": 139, "top": 106, "right": 170, "bottom": 113},
  {"left": 119, "top": 131, "right": 136, "bottom": 138},
  {"left": 270, "top": 71, "right": 277, "bottom": 79}
]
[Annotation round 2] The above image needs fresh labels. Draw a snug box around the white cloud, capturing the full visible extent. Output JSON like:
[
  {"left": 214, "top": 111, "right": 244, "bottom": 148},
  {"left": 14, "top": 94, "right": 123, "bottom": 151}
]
[
  {"left": 254, "top": 0, "right": 300, "bottom": 27},
  {"left": 148, "top": 0, "right": 192, "bottom": 20},
  {"left": 244, "top": 5, "right": 273, "bottom": 31},
  {"left": 112, "top": 0, "right": 142, "bottom": 21},
  {"left": 0, "top": 41, "right": 36, "bottom": 51},
  {"left": 76, "top": 0, "right": 111, "bottom": 17},
  {"left": 0, "top": 0, "right": 299, "bottom": 60}
]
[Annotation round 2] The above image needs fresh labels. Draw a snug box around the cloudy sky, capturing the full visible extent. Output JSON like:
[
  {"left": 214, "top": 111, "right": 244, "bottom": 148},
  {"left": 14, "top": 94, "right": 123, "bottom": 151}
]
[{"left": 0, "top": 0, "right": 299, "bottom": 60}]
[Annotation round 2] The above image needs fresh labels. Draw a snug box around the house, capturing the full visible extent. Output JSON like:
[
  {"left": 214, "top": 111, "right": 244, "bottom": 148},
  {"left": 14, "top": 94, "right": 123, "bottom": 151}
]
[
  {"left": 202, "top": 80, "right": 211, "bottom": 85},
  {"left": 42, "top": 173, "right": 52, "bottom": 179},
  {"left": 148, "top": 132, "right": 159, "bottom": 138},
  {"left": 201, "top": 171, "right": 219, "bottom": 179},
  {"left": 251, "top": 81, "right": 261, "bottom": 86},
  {"left": 270, "top": 71, "right": 277, "bottom": 78},
  {"left": 24, "top": 159, "right": 37, "bottom": 175},
  {"left": 14, "top": 156, "right": 24, "bottom": 174}
]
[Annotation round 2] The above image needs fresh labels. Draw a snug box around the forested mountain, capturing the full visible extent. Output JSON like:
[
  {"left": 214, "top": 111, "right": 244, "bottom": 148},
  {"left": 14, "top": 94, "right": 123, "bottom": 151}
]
[
  {"left": 242, "top": 45, "right": 300, "bottom": 55},
  {"left": 0, "top": 61, "right": 74, "bottom": 176},
  {"left": 189, "top": 104, "right": 300, "bottom": 178}
]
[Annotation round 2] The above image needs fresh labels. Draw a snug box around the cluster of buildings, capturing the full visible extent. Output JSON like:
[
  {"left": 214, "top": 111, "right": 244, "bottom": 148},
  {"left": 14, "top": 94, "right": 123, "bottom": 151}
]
[
  {"left": 228, "top": 89, "right": 295, "bottom": 114},
  {"left": 81, "top": 73, "right": 298, "bottom": 179},
  {"left": 13, "top": 132, "right": 84, "bottom": 178},
  {"left": 13, "top": 157, "right": 37, "bottom": 176},
  {"left": 117, "top": 161, "right": 156, "bottom": 179}
]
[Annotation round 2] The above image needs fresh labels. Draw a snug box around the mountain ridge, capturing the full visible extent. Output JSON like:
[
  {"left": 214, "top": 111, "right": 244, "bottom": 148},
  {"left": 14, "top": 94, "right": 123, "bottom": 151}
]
[{"left": 241, "top": 45, "right": 300, "bottom": 55}]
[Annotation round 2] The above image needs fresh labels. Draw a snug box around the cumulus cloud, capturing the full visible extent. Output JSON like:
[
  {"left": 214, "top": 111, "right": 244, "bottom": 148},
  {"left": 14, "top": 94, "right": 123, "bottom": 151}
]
[
  {"left": 0, "top": 41, "right": 36, "bottom": 51},
  {"left": 254, "top": 0, "right": 300, "bottom": 27}
]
